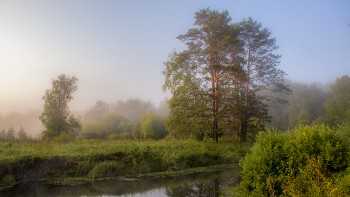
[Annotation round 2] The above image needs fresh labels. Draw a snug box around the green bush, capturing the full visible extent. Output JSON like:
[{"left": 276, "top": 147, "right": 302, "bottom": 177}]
[
  {"left": 239, "top": 125, "right": 349, "bottom": 196},
  {"left": 53, "top": 132, "right": 72, "bottom": 142},
  {"left": 337, "top": 122, "right": 350, "bottom": 147},
  {"left": 90, "top": 161, "right": 123, "bottom": 179},
  {"left": 281, "top": 157, "right": 350, "bottom": 196}
]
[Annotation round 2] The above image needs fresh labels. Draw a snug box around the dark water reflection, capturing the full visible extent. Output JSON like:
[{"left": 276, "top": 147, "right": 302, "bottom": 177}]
[{"left": 1, "top": 168, "right": 240, "bottom": 197}]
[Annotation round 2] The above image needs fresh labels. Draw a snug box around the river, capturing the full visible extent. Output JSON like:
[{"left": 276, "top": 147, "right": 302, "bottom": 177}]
[{"left": 0, "top": 168, "right": 241, "bottom": 197}]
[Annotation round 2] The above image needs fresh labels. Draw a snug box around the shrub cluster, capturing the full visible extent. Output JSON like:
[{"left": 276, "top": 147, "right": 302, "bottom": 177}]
[
  {"left": 238, "top": 125, "right": 350, "bottom": 196},
  {"left": 76, "top": 112, "right": 169, "bottom": 140}
]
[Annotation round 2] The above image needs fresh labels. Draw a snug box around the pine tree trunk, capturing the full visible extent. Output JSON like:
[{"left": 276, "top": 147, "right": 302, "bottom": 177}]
[
  {"left": 212, "top": 79, "right": 218, "bottom": 143},
  {"left": 242, "top": 36, "right": 251, "bottom": 143},
  {"left": 241, "top": 110, "right": 247, "bottom": 142}
]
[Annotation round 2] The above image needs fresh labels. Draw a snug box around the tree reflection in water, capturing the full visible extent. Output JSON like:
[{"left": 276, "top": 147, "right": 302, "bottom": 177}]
[
  {"left": 166, "top": 171, "right": 240, "bottom": 197},
  {"left": 0, "top": 168, "right": 240, "bottom": 197}
]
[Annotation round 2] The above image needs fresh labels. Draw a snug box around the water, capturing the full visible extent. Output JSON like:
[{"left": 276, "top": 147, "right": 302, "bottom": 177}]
[{"left": 0, "top": 168, "right": 241, "bottom": 197}]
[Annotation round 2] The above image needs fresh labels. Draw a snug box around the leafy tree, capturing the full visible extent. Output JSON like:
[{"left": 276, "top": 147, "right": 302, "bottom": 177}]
[
  {"left": 84, "top": 100, "right": 109, "bottom": 122},
  {"left": 141, "top": 114, "right": 155, "bottom": 139},
  {"left": 324, "top": 75, "right": 350, "bottom": 127},
  {"left": 17, "top": 126, "right": 28, "bottom": 140},
  {"left": 164, "top": 58, "right": 211, "bottom": 139},
  {"left": 39, "top": 74, "right": 80, "bottom": 139},
  {"left": 6, "top": 126, "right": 15, "bottom": 141},
  {"left": 296, "top": 109, "right": 311, "bottom": 126},
  {"left": 142, "top": 113, "right": 169, "bottom": 139},
  {"left": 132, "top": 121, "right": 143, "bottom": 139}
]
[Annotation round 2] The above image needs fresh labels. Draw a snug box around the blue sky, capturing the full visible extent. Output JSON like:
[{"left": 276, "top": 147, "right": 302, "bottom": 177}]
[{"left": 0, "top": 0, "right": 349, "bottom": 115}]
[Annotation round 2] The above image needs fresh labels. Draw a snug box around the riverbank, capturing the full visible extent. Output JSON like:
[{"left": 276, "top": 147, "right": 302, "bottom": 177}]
[{"left": 0, "top": 138, "right": 251, "bottom": 190}]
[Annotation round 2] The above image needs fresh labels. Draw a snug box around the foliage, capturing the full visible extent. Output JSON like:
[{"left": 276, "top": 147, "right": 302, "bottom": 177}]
[
  {"left": 39, "top": 74, "right": 80, "bottom": 139},
  {"left": 53, "top": 132, "right": 72, "bottom": 142},
  {"left": 337, "top": 122, "right": 350, "bottom": 147},
  {"left": 137, "top": 113, "right": 169, "bottom": 140},
  {"left": 281, "top": 157, "right": 350, "bottom": 196},
  {"left": 324, "top": 75, "right": 350, "bottom": 128},
  {"left": 265, "top": 80, "right": 333, "bottom": 130},
  {"left": 116, "top": 121, "right": 133, "bottom": 134},
  {"left": 77, "top": 112, "right": 127, "bottom": 139},
  {"left": 0, "top": 129, "right": 5, "bottom": 140},
  {"left": 238, "top": 125, "right": 349, "bottom": 196},
  {"left": 239, "top": 17, "right": 290, "bottom": 142},
  {"left": 141, "top": 113, "right": 155, "bottom": 139},
  {"left": 6, "top": 126, "right": 15, "bottom": 141},
  {"left": 110, "top": 98, "right": 156, "bottom": 121},
  {"left": 132, "top": 121, "right": 143, "bottom": 139},
  {"left": 90, "top": 161, "right": 123, "bottom": 179},
  {"left": 284, "top": 82, "right": 331, "bottom": 128},
  {"left": 0, "top": 174, "right": 16, "bottom": 186},
  {"left": 296, "top": 109, "right": 311, "bottom": 126},
  {"left": 163, "top": 9, "right": 289, "bottom": 142},
  {"left": 163, "top": 8, "right": 245, "bottom": 142},
  {"left": 17, "top": 126, "right": 28, "bottom": 140},
  {"left": 108, "top": 132, "right": 132, "bottom": 140},
  {"left": 84, "top": 100, "right": 109, "bottom": 122}
]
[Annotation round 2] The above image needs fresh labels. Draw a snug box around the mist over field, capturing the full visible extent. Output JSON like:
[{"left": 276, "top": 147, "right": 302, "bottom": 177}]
[{"left": 0, "top": 0, "right": 349, "bottom": 136}]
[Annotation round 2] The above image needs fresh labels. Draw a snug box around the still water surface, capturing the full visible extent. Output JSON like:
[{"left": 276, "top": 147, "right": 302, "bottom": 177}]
[{"left": 1, "top": 168, "right": 240, "bottom": 197}]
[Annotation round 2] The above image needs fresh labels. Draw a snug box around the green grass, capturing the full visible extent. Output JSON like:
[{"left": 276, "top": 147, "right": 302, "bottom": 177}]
[{"left": 0, "top": 137, "right": 251, "bottom": 188}]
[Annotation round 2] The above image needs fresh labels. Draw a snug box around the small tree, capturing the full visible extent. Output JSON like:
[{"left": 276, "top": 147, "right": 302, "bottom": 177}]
[
  {"left": 39, "top": 74, "right": 80, "bottom": 139},
  {"left": 84, "top": 100, "right": 109, "bottom": 122},
  {"left": 296, "top": 109, "right": 311, "bottom": 126},
  {"left": 141, "top": 113, "right": 155, "bottom": 139},
  {"left": 17, "top": 126, "right": 28, "bottom": 140},
  {"left": 0, "top": 129, "right": 6, "bottom": 140},
  {"left": 6, "top": 126, "right": 15, "bottom": 141}
]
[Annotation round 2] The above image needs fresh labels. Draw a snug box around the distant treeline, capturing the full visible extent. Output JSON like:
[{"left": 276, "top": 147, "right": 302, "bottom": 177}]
[
  {"left": 0, "top": 109, "right": 44, "bottom": 138},
  {"left": 72, "top": 98, "right": 170, "bottom": 140},
  {"left": 266, "top": 75, "right": 350, "bottom": 130},
  {"left": 0, "top": 98, "right": 170, "bottom": 141},
  {"left": 1, "top": 74, "right": 349, "bottom": 142}
]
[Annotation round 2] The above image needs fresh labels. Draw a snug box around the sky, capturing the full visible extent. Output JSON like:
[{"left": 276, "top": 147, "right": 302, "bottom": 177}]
[{"left": 0, "top": 0, "right": 349, "bottom": 115}]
